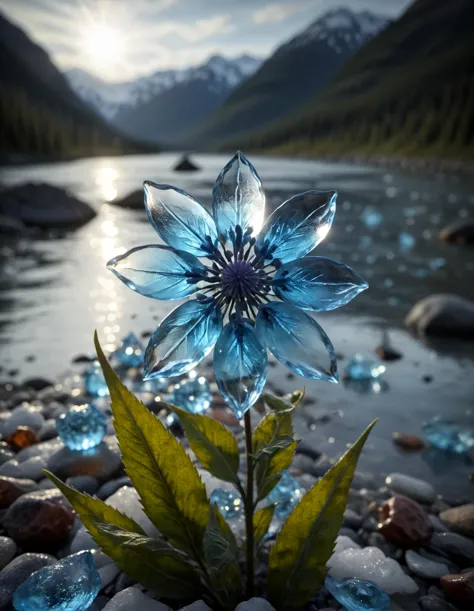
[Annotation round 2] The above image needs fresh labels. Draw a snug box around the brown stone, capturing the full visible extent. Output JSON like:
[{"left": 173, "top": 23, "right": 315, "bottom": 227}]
[
  {"left": 0, "top": 475, "right": 38, "bottom": 508},
  {"left": 441, "top": 571, "right": 474, "bottom": 608},
  {"left": 7, "top": 426, "right": 39, "bottom": 450},
  {"left": 4, "top": 489, "right": 75, "bottom": 549},
  {"left": 378, "top": 494, "right": 433, "bottom": 548},
  {"left": 440, "top": 504, "right": 474, "bottom": 538},
  {"left": 392, "top": 432, "right": 425, "bottom": 451}
]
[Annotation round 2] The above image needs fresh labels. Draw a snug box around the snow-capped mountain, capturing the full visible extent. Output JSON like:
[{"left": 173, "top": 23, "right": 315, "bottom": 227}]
[{"left": 66, "top": 54, "right": 262, "bottom": 121}]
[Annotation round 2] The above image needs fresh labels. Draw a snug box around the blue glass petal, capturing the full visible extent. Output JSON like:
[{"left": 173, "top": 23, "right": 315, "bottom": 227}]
[
  {"left": 325, "top": 577, "right": 391, "bottom": 611},
  {"left": 107, "top": 245, "right": 205, "bottom": 300},
  {"left": 144, "top": 181, "right": 218, "bottom": 256},
  {"left": 214, "top": 318, "right": 268, "bottom": 419},
  {"left": 144, "top": 300, "right": 222, "bottom": 379},
  {"left": 212, "top": 151, "right": 265, "bottom": 240},
  {"left": 256, "top": 191, "right": 337, "bottom": 263},
  {"left": 256, "top": 302, "right": 338, "bottom": 382},
  {"left": 273, "top": 256, "right": 368, "bottom": 311}
]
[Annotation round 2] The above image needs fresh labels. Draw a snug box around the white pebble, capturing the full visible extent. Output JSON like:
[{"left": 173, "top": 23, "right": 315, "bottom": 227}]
[
  {"left": 106, "top": 486, "right": 156, "bottom": 535},
  {"left": 103, "top": 587, "right": 171, "bottom": 610},
  {"left": 178, "top": 601, "right": 212, "bottom": 611},
  {"left": 235, "top": 599, "right": 276, "bottom": 611}
]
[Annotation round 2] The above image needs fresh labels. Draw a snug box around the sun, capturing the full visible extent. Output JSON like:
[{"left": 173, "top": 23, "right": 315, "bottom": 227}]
[{"left": 81, "top": 23, "right": 124, "bottom": 69}]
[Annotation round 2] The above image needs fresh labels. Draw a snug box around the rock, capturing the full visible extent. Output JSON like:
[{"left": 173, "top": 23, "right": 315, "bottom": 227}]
[
  {"left": 0, "top": 214, "right": 25, "bottom": 236},
  {"left": 441, "top": 570, "right": 474, "bottom": 607},
  {"left": 16, "top": 437, "right": 62, "bottom": 462},
  {"left": 419, "top": 595, "right": 457, "bottom": 611},
  {"left": 178, "top": 601, "right": 213, "bottom": 611},
  {"left": 294, "top": 440, "right": 321, "bottom": 461},
  {"left": 47, "top": 439, "right": 122, "bottom": 481},
  {"left": 111, "top": 190, "right": 143, "bottom": 210},
  {"left": 0, "top": 475, "right": 38, "bottom": 508},
  {"left": 99, "top": 563, "right": 120, "bottom": 588},
  {"left": 327, "top": 546, "right": 418, "bottom": 595},
  {"left": 103, "top": 587, "right": 171, "bottom": 610},
  {"left": 6, "top": 426, "right": 39, "bottom": 450},
  {"left": 392, "top": 432, "right": 425, "bottom": 451},
  {"left": 173, "top": 155, "right": 200, "bottom": 172},
  {"left": 429, "top": 515, "right": 451, "bottom": 533},
  {"left": 0, "top": 405, "right": 45, "bottom": 437},
  {"left": 439, "top": 220, "right": 474, "bottom": 245},
  {"left": 17, "top": 455, "right": 48, "bottom": 481},
  {"left": 439, "top": 505, "right": 474, "bottom": 538},
  {"left": 106, "top": 487, "right": 156, "bottom": 535},
  {"left": 405, "top": 294, "right": 474, "bottom": 338},
  {"left": 97, "top": 476, "right": 132, "bottom": 500},
  {"left": 0, "top": 537, "right": 16, "bottom": 570},
  {"left": 0, "top": 448, "right": 15, "bottom": 466},
  {"left": 430, "top": 533, "right": 474, "bottom": 565},
  {"left": 37, "top": 419, "right": 58, "bottom": 441},
  {"left": 376, "top": 332, "right": 402, "bottom": 361},
  {"left": 343, "top": 508, "right": 363, "bottom": 530},
  {"left": 378, "top": 495, "right": 433, "bottom": 548},
  {"left": 385, "top": 473, "right": 436, "bottom": 504},
  {"left": 0, "top": 182, "right": 96, "bottom": 229},
  {"left": 0, "top": 459, "right": 23, "bottom": 478},
  {"left": 70, "top": 527, "right": 98, "bottom": 554},
  {"left": 4, "top": 489, "right": 75, "bottom": 548},
  {"left": 234, "top": 599, "right": 276, "bottom": 611},
  {"left": 66, "top": 475, "right": 99, "bottom": 495},
  {"left": 406, "top": 550, "right": 450, "bottom": 579},
  {"left": 72, "top": 354, "right": 96, "bottom": 364},
  {"left": 0, "top": 553, "right": 55, "bottom": 610},
  {"left": 331, "top": 535, "right": 361, "bottom": 555},
  {"left": 23, "top": 377, "right": 53, "bottom": 391}
]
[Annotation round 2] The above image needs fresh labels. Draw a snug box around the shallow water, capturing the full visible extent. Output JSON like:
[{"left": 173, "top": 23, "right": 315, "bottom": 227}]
[{"left": 1, "top": 153, "right": 474, "bottom": 497}]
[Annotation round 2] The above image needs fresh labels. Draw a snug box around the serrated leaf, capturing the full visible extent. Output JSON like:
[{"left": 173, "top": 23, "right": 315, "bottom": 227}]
[
  {"left": 94, "top": 331, "right": 209, "bottom": 558},
  {"left": 45, "top": 472, "right": 201, "bottom": 599},
  {"left": 203, "top": 504, "right": 242, "bottom": 606},
  {"left": 267, "top": 420, "right": 377, "bottom": 609},
  {"left": 170, "top": 404, "right": 240, "bottom": 485},
  {"left": 253, "top": 504, "right": 276, "bottom": 547},
  {"left": 262, "top": 389, "right": 305, "bottom": 414},
  {"left": 253, "top": 412, "right": 298, "bottom": 502}
]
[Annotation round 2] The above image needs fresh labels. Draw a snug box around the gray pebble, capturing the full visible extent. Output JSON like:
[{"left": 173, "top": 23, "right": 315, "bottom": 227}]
[
  {"left": 0, "top": 449, "right": 15, "bottom": 466},
  {"left": 386, "top": 473, "right": 436, "bottom": 504},
  {"left": 0, "top": 460, "right": 23, "bottom": 478},
  {"left": 37, "top": 419, "right": 58, "bottom": 441},
  {"left": 0, "top": 553, "right": 55, "bottom": 609},
  {"left": 97, "top": 476, "right": 132, "bottom": 500},
  {"left": 66, "top": 475, "right": 99, "bottom": 495},
  {"left": 429, "top": 532, "right": 474, "bottom": 564},
  {"left": 343, "top": 508, "right": 363, "bottom": 530},
  {"left": 47, "top": 439, "right": 122, "bottom": 481},
  {"left": 419, "top": 595, "right": 457, "bottom": 611},
  {"left": 0, "top": 538, "right": 16, "bottom": 570},
  {"left": 178, "top": 602, "right": 213, "bottom": 611},
  {"left": 429, "top": 515, "right": 450, "bottom": 533},
  {"left": 406, "top": 550, "right": 450, "bottom": 579},
  {"left": 99, "top": 563, "right": 120, "bottom": 588},
  {"left": 294, "top": 440, "right": 321, "bottom": 461}
]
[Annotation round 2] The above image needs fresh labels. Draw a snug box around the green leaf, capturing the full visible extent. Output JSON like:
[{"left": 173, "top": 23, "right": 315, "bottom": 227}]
[
  {"left": 267, "top": 420, "right": 378, "bottom": 609},
  {"left": 262, "top": 390, "right": 305, "bottom": 414},
  {"left": 170, "top": 404, "right": 240, "bottom": 485},
  {"left": 203, "top": 503, "right": 242, "bottom": 606},
  {"left": 253, "top": 412, "right": 298, "bottom": 502},
  {"left": 253, "top": 504, "right": 276, "bottom": 547},
  {"left": 45, "top": 472, "right": 201, "bottom": 599},
  {"left": 94, "top": 331, "right": 209, "bottom": 558},
  {"left": 286, "top": 389, "right": 305, "bottom": 407}
]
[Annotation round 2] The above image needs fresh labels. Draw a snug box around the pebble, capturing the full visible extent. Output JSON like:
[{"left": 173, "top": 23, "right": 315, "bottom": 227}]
[
  {"left": 441, "top": 570, "right": 474, "bottom": 607},
  {"left": 0, "top": 475, "right": 38, "bottom": 508},
  {"left": 430, "top": 533, "right": 474, "bottom": 565},
  {"left": 378, "top": 495, "right": 433, "bottom": 548},
  {"left": 37, "top": 419, "right": 58, "bottom": 441},
  {"left": 17, "top": 455, "right": 48, "bottom": 481},
  {"left": 106, "top": 486, "right": 156, "bottom": 535},
  {"left": 66, "top": 475, "right": 99, "bottom": 495},
  {"left": 343, "top": 508, "right": 363, "bottom": 530},
  {"left": 103, "top": 587, "right": 171, "bottom": 610},
  {"left": 439, "top": 504, "right": 474, "bottom": 538},
  {"left": 406, "top": 550, "right": 450, "bottom": 579},
  {"left": 0, "top": 405, "right": 45, "bottom": 437},
  {"left": 0, "top": 537, "right": 16, "bottom": 570},
  {"left": 294, "top": 440, "right": 321, "bottom": 461},
  {"left": 70, "top": 527, "right": 99, "bottom": 553},
  {"left": 47, "top": 438, "right": 122, "bottom": 481},
  {"left": 0, "top": 448, "right": 15, "bottom": 466},
  {"left": 99, "top": 563, "right": 121, "bottom": 588},
  {"left": 15, "top": 437, "right": 62, "bottom": 463},
  {"left": 23, "top": 378, "right": 53, "bottom": 391},
  {"left": 429, "top": 515, "right": 451, "bottom": 533},
  {"left": 179, "top": 601, "right": 213, "bottom": 611},
  {"left": 0, "top": 553, "right": 55, "bottom": 609},
  {"left": 0, "top": 459, "right": 23, "bottom": 478},
  {"left": 385, "top": 473, "right": 436, "bottom": 504},
  {"left": 419, "top": 595, "right": 457, "bottom": 611},
  {"left": 234, "top": 599, "right": 276, "bottom": 611},
  {"left": 6, "top": 426, "right": 39, "bottom": 450},
  {"left": 4, "top": 488, "right": 75, "bottom": 548},
  {"left": 97, "top": 476, "right": 132, "bottom": 500},
  {"left": 392, "top": 432, "right": 425, "bottom": 451}
]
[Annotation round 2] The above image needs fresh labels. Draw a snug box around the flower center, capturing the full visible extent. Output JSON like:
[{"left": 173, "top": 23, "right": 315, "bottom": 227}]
[{"left": 221, "top": 259, "right": 261, "bottom": 301}]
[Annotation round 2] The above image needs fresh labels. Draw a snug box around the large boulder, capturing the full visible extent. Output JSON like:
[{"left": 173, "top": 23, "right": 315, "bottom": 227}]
[
  {"left": 405, "top": 294, "right": 474, "bottom": 338},
  {"left": 439, "top": 220, "right": 474, "bottom": 245},
  {"left": 0, "top": 183, "right": 96, "bottom": 229}
]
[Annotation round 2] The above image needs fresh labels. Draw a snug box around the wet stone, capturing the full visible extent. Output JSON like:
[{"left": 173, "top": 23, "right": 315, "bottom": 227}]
[
  {"left": 405, "top": 550, "right": 450, "bottom": 579},
  {"left": 439, "top": 504, "right": 474, "bottom": 538},
  {"left": 378, "top": 495, "right": 433, "bottom": 548},
  {"left": 385, "top": 473, "right": 436, "bottom": 504},
  {"left": 392, "top": 432, "right": 425, "bottom": 451},
  {"left": 0, "top": 537, "right": 16, "bottom": 570},
  {"left": 6, "top": 426, "right": 39, "bottom": 450},
  {"left": 0, "top": 448, "right": 15, "bottom": 466},
  {"left": 47, "top": 439, "right": 122, "bottom": 481},
  {"left": 419, "top": 595, "right": 457, "bottom": 611},
  {"left": 0, "top": 476, "right": 38, "bottom": 508},
  {"left": 430, "top": 533, "right": 474, "bottom": 566},
  {"left": 0, "top": 553, "right": 55, "bottom": 610},
  {"left": 440, "top": 570, "right": 474, "bottom": 607},
  {"left": 65, "top": 475, "right": 99, "bottom": 495},
  {"left": 97, "top": 476, "right": 132, "bottom": 500}
]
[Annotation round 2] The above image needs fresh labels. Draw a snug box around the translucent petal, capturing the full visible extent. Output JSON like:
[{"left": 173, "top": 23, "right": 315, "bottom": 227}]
[
  {"left": 272, "top": 256, "right": 368, "bottom": 311},
  {"left": 144, "top": 300, "right": 222, "bottom": 379},
  {"left": 256, "top": 302, "right": 338, "bottom": 382},
  {"left": 107, "top": 245, "right": 205, "bottom": 300},
  {"left": 144, "top": 181, "right": 218, "bottom": 256},
  {"left": 256, "top": 191, "right": 337, "bottom": 263},
  {"left": 212, "top": 151, "right": 265, "bottom": 240},
  {"left": 214, "top": 318, "right": 268, "bottom": 419}
]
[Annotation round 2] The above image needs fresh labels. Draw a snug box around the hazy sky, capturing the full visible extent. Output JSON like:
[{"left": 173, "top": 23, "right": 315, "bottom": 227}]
[{"left": 0, "top": 0, "right": 412, "bottom": 82}]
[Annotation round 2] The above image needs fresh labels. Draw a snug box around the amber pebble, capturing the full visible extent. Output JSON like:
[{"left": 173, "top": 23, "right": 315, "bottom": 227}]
[
  {"left": 440, "top": 504, "right": 474, "bottom": 538},
  {"left": 378, "top": 494, "right": 433, "bottom": 548},
  {"left": 392, "top": 432, "right": 425, "bottom": 451},
  {"left": 7, "top": 426, "right": 39, "bottom": 450},
  {"left": 441, "top": 571, "right": 474, "bottom": 608}
]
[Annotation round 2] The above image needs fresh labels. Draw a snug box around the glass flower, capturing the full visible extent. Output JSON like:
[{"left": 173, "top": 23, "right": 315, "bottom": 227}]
[{"left": 107, "top": 152, "right": 367, "bottom": 419}]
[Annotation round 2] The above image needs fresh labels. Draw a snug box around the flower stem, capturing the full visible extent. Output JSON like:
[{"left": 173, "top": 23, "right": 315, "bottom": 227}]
[{"left": 244, "top": 410, "right": 255, "bottom": 598}]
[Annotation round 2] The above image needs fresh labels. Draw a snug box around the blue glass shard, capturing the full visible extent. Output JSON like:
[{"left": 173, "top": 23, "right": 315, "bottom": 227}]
[
  {"left": 268, "top": 471, "right": 303, "bottom": 519},
  {"left": 171, "top": 376, "right": 212, "bottom": 414},
  {"left": 144, "top": 182, "right": 218, "bottom": 256},
  {"left": 214, "top": 318, "right": 268, "bottom": 419},
  {"left": 212, "top": 151, "right": 265, "bottom": 240},
  {"left": 210, "top": 488, "right": 243, "bottom": 520},
  {"left": 273, "top": 256, "right": 368, "bottom": 312},
  {"left": 422, "top": 419, "right": 474, "bottom": 455},
  {"left": 361, "top": 207, "right": 383, "bottom": 228},
  {"left": 144, "top": 300, "right": 222, "bottom": 379},
  {"left": 399, "top": 232, "right": 416, "bottom": 251},
  {"left": 256, "top": 191, "right": 336, "bottom": 263},
  {"left": 256, "top": 302, "right": 338, "bottom": 382},
  {"left": 113, "top": 332, "right": 144, "bottom": 368},
  {"left": 13, "top": 551, "right": 100, "bottom": 611},
  {"left": 344, "top": 354, "right": 386, "bottom": 381},
  {"left": 107, "top": 245, "right": 205, "bottom": 300},
  {"left": 56, "top": 404, "right": 107, "bottom": 451},
  {"left": 325, "top": 576, "right": 391, "bottom": 611},
  {"left": 84, "top": 361, "right": 108, "bottom": 397}
]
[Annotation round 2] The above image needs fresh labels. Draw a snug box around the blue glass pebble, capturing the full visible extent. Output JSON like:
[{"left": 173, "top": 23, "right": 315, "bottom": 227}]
[
  {"left": 13, "top": 551, "right": 100, "bottom": 611},
  {"left": 399, "top": 231, "right": 416, "bottom": 251},
  {"left": 325, "top": 576, "right": 391, "bottom": 611},
  {"left": 422, "top": 419, "right": 474, "bottom": 455},
  {"left": 84, "top": 361, "right": 108, "bottom": 397},
  {"left": 210, "top": 488, "right": 242, "bottom": 520},
  {"left": 171, "top": 376, "right": 212, "bottom": 414},
  {"left": 344, "top": 354, "right": 385, "bottom": 381},
  {"left": 56, "top": 404, "right": 107, "bottom": 451},
  {"left": 361, "top": 207, "right": 383, "bottom": 228},
  {"left": 268, "top": 471, "right": 303, "bottom": 519},
  {"left": 114, "top": 332, "right": 144, "bottom": 368}
]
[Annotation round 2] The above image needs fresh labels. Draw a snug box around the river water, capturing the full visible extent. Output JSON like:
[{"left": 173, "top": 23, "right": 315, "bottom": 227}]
[{"left": 1, "top": 153, "right": 473, "bottom": 497}]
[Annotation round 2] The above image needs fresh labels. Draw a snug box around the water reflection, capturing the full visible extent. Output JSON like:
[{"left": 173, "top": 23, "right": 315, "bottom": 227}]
[{"left": 96, "top": 166, "right": 119, "bottom": 202}]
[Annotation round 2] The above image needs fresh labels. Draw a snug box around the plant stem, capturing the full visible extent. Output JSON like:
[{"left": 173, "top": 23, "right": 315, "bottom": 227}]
[{"left": 244, "top": 410, "right": 255, "bottom": 598}]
